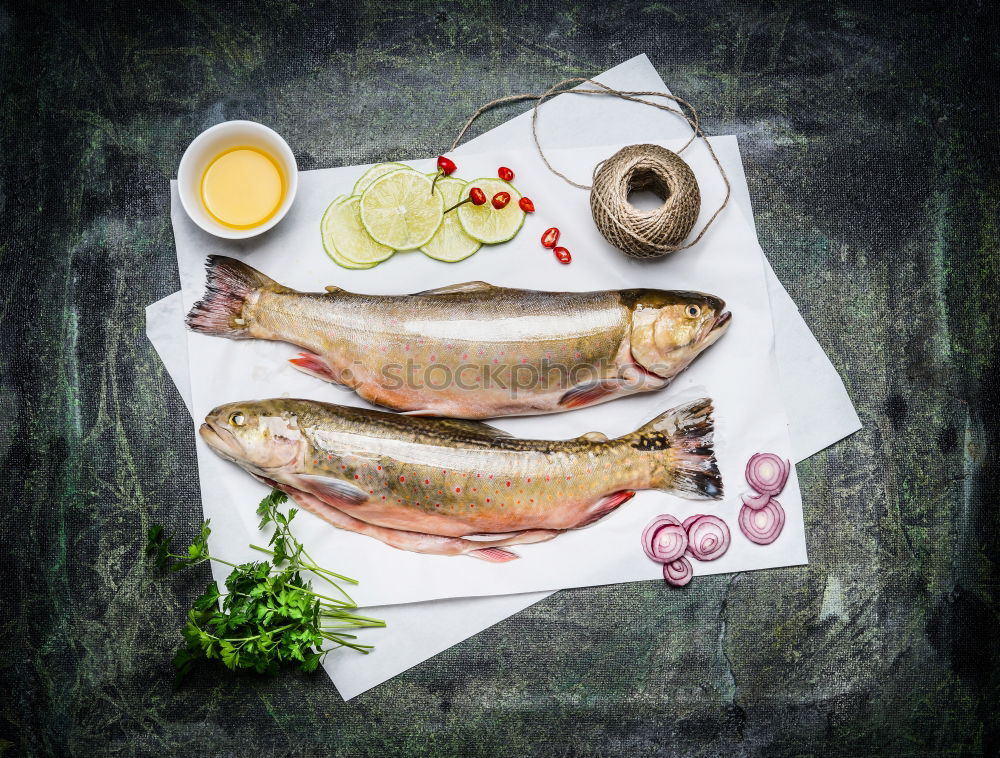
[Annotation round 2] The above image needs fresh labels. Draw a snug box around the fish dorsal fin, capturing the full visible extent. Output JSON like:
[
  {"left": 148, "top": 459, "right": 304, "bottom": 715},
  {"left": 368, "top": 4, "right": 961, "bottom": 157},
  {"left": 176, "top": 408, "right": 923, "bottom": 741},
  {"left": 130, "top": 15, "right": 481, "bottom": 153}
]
[
  {"left": 425, "top": 417, "right": 514, "bottom": 440},
  {"left": 324, "top": 285, "right": 343, "bottom": 293},
  {"left": 580, "top": 431, "right": 609, "bottom": 442},
  {"left": 415, "top": 281, "right": 496, "bottom": 296}
]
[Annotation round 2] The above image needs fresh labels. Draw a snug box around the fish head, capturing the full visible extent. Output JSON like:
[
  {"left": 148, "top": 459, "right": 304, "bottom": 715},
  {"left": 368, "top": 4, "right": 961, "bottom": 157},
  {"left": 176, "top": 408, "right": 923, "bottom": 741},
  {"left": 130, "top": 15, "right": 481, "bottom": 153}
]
[
  {"left": 200, "top": 401, "right": 306, "bottom": 473},
  {"left": 625, "top": 290, "right": 731, "bottom": 379}
]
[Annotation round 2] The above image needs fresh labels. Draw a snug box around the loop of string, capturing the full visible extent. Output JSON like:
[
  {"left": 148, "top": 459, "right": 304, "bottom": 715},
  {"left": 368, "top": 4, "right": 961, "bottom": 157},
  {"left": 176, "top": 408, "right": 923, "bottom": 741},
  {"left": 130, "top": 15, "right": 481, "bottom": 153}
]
[{"left": 449, "top": 77, "right": 731, "bottom": 257}]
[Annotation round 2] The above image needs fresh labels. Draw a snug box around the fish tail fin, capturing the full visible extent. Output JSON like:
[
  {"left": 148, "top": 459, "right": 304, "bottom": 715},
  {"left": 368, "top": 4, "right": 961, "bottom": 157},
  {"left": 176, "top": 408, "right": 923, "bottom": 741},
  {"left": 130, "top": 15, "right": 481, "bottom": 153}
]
[
  {"left": 185, "top": 255, "right": 285, "bottom": 338},
  {"left": 469, "top": 547, "right": 520, "bottom": 563},
  {"left": 628, "top": 397, "right": 722, "bottom": 500}
]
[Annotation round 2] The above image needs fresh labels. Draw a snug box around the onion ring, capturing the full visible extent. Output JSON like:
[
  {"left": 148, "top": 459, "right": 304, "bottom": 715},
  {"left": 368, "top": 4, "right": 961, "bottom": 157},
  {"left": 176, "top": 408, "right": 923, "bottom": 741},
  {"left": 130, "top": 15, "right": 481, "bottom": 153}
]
[
  {"left": 648, "top": 524, "right": 688, "bottom": 563},
  {"left": 641, "top": 514, "right": 681, "bottom": 562},
  {"left": 738, "top": 499, "right": 786, "bottom": 544},
  {"left": 741, "top": 491, "right": 772, "bottom": 510},
  {"left": 663, "top": 556, "right": 693, "bottom": 587},
  {"left": 745, "top": 452, "right": 790, "bottom": 495},
  {"left": 684, "top": 514, "right": 731, "bottom": 561}
]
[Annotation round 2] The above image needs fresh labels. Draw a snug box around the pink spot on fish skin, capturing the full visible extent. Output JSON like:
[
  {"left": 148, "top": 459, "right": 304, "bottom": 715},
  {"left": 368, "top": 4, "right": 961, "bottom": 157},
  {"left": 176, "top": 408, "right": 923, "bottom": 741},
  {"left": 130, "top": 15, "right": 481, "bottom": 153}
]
[
  {"left": 424, "top": 479, "right": 430, "bottom": 485},
  {"left": 462, "top": 353, "right": 468, "bottom": 360},
  {"left": 493, "top": 358, "right": 499, "bottom": 364},
  {"left": 377, "top": 465, "right": 382, "bottom": 470},
  {"left": 381, "top": 495, "right": 386, "bottom": 499},
  {"left": 435, "top": 504, "right": 441, "bottom": 508},
  {"left": 327, "top": 455, "right": 333, "bottom": 460},
  {"left": 486, "top": 498, "right": 491, "bottom": 503},
  {"left": 469, "top": 503, "right": 475, "bottom": 508},
  {"left": 405, "top": 345, "right": 410, "bottom": 351},
  {"left": 521, "top": 357, "right": 527, "bottom": 364},
  {"left": 430, "top": 355, "right": 436, "bottom": 362},
  {"left": 313, "top": 460, "right": 318, "bottom": 465},
  {"left": 566, "top": 476, "right": 572, "bottom": 480},
  {"left": 488, "top": 475, "right": 494, "bottom": 479},
  {"left": 545, "top": 476, "right": 550, "bottom": 481},
  {"left": 527, "top": 478, "right": 532, "bottom": 483},
  {"left": 506, "top": 481, "right": 511, "bottom": 487},
  {"left": 369, "top": 490, "right": 374, "bottom": 494},
  {"left": 576, "top": 352, "right": 582, "bottom": 359},
  {"left": 455, "top": 487, "right": 462, "bottom": 493},
  {"left": 447, "top": 343, "right": 453, "bottom": 349},
  {"left": 354, "top": 474, "right": 360, "bottom": 479},
  {"left": 399, "top": 476, "right": 406, "bottom": 483}
]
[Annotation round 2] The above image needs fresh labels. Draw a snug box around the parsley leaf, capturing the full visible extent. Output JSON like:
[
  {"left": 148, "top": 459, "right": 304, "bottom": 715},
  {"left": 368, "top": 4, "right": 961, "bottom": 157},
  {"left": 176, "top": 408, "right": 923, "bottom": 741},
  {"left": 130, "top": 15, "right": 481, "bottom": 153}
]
[{"left": 148, "top": 489, "right": 384, "bottom": 681}]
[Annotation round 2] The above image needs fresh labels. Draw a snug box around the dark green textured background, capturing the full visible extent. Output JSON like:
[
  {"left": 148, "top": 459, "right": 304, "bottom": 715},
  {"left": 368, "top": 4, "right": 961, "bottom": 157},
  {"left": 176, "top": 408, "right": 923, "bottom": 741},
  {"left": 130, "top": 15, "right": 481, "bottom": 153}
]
[{"left": 1, "top": 1, "right": 997, "bottom": 755}]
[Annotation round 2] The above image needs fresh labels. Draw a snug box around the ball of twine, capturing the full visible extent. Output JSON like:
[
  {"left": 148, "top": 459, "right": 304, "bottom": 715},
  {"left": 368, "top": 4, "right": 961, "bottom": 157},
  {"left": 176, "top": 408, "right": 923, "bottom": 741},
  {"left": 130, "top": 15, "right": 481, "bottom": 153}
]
[
  {"left": 450, "top": 78, "right": 730, "bottom": 261},
  {"left": 589, "top": 144, "right": 701, "bottom": 259}
]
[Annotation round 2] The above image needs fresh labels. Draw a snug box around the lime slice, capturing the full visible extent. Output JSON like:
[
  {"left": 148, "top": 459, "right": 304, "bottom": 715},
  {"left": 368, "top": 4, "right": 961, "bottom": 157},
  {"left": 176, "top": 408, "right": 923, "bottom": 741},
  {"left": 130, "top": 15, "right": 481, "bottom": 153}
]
[
  {"left": 353, "top": 162, "right": 411, "bottom": 196},
  {"left": 456, "top": 178, "right": 525, "bottom": 244},
  {"left": 360, "top": 170, "right": 443, "bottom": 250},
  {"left": 321, "top": 195, "right": 394, "bottom": 268},
  {"left": 420, "top": 177, "right": 482, "bottom": 262}
]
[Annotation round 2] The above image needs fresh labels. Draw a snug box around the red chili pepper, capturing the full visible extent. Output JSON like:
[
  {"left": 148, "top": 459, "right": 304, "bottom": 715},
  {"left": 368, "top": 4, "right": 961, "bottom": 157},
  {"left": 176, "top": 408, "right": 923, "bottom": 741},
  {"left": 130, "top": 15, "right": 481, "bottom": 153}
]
[
  {"left": 469, "top": 187, "right": 487, "bottom": 205},
  {"left": 518, "top": 197, "right": 535, "bottom": 213},
  {"left": 540, "top": 227, "right": 560, "bottom": 248},
  {"left": 436, "top": 156, "right": 457, "bottom": 175},
  {"left": 553, "top": 246, "right": 572, "bottom": 264},
  {"left": 491, "top": 191, "right": 511, "bottom": 209},
  {"left": 497, "top": 166, "right": 514, "bottom": 181}
]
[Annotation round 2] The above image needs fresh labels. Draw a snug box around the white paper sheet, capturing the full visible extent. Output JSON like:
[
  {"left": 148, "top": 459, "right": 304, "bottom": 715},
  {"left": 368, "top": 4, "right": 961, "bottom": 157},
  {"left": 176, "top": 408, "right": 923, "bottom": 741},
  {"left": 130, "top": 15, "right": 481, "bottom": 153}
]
[{"left": 147, "top": 55, "right": 859, "bottom": 698}]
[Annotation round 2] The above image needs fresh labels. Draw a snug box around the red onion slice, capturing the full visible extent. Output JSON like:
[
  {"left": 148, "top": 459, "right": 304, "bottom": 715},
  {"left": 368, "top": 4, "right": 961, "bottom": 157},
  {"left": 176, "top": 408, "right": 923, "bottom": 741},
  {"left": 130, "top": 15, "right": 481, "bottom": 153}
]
[
  {"left": 681, "top": 514, "right": 702, "bottom": 532},
  {"left": 745, "top": 452, "right": 790, "bottom": 495},
  {"left": 641, "top": 514, "right": 681, "bottom": 562},
  {"left": 741, "top": 491, "right": 772, "bottom": 510},
  {"left": 684, "top": 514, "right": 731, "bottom": 561},
  {"left": 648, "top": 524, "right": 688, "bottom": 563},
  {"left": 739, "top": 499, "right": 786, "bottom": 544},
  {"left": 663, "top": 556, "right": 693, "bottom": 587}
]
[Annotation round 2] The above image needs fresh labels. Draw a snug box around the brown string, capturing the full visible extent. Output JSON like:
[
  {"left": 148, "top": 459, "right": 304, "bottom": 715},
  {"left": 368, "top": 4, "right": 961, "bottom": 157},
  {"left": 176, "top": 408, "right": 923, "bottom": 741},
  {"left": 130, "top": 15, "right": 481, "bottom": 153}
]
[{"left": 450, "top": 77, "right": 731, "bottom": 259}]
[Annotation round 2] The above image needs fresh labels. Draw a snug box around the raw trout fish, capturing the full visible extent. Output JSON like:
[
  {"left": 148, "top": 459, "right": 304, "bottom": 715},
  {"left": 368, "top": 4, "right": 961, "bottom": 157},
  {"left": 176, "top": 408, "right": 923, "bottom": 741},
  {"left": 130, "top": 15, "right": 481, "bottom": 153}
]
[
  {"left": 186, "top": 256, "right": 731, "bottom": 419},
  {"left": 200, "top": 397, "right": 722, "bottom": 561}
]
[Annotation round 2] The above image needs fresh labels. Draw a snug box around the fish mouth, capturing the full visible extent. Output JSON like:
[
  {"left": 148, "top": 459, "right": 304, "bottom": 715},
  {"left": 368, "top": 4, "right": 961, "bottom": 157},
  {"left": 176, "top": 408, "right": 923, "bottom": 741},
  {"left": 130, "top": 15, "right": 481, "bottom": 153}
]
[
  {"left": 712, "top": 310, "right": 732, "bottom": 332},
  {"left": 199, "top": 422, "right": 241, "bottom": 462}
]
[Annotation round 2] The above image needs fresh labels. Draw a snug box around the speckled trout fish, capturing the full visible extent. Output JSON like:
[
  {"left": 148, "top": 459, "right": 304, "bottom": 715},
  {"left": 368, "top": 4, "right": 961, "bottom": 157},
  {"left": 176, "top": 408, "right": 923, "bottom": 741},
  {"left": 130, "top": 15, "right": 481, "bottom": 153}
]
[
  {"left": 199, "top": 397, "right": 722, "bottom": 561},
  {"left": 186, "top": 256, "right": 730, "bottom": 419}
]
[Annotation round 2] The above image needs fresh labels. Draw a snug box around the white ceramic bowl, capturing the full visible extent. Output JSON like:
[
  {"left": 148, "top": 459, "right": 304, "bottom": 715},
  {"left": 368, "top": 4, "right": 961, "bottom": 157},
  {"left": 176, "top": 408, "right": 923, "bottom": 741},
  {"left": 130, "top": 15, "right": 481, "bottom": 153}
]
[{"left": 177, "top": 120, "right": 298, "bottom": 239}]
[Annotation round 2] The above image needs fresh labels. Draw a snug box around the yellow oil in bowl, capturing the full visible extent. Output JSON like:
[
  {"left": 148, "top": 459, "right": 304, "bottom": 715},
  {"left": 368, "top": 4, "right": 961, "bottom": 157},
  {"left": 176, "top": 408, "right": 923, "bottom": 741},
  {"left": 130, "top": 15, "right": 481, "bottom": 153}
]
[{"left": 200, "top": 146, "right": 286, "bottom": 230}]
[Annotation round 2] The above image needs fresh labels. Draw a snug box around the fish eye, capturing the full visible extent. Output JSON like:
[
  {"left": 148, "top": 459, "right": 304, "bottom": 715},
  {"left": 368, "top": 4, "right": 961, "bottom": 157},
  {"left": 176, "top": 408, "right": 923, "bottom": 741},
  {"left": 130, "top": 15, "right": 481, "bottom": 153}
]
[
  {"left": 229, "top": 412, "right": 246, "bottom": 427},
  {"left": 685, "top": 304, "right": 701, "bottom": 318}
]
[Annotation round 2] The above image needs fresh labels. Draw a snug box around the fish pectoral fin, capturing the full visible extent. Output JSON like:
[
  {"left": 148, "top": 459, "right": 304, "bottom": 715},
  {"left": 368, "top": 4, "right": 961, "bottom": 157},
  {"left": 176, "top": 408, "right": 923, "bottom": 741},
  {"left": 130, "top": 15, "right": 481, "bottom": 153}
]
[
  {"left": 292, "top": 474, "right": 369, "bottom": 507},
  {"left": 469, "top": 547, "right": 520, "bottom": 563},
  {"left": 580, "top": 431, "right": 609, "bottom": 442},
  {"left": 575, "top": 490, "right": 636, "bottom": 528},
  {"left": 462, "top": 531, "right": 526, "bottom": 541},
  {"left": 288, "top": 351, "right": 340, "bottom": 384},
  {"left": 398, "top": 409, "right": 443, "bottom": 417},
  {"left": 558, "top": 380, "right": 625, "bottom": 409},
  {"left": 415, "top": 281, "right": 496, "bottom": 296}
]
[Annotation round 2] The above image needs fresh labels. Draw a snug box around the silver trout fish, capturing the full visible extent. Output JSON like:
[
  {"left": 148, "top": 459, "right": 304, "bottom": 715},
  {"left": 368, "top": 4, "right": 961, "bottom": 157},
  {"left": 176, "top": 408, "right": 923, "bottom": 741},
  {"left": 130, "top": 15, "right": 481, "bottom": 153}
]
[
  {"left": 186, "top": 256, "right": 731, "bottom": 419},
  {"left": 200, "top": 397, "right": 722, "bottom": 562}
]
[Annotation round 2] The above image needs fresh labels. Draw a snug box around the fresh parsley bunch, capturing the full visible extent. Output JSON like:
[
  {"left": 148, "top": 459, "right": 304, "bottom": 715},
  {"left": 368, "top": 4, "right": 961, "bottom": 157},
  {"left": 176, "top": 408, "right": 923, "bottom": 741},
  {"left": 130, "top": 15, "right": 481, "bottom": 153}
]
[{"left": 146, "top": 489, "right": 384, "bottom": 680}]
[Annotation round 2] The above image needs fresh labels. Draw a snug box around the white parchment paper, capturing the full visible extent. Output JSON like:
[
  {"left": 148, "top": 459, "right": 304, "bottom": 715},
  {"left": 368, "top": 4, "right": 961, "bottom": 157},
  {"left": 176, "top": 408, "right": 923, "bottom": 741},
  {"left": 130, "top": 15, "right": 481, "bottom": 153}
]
[{"left": 147, "top": 55, "right": 860, "bottom": 698}]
